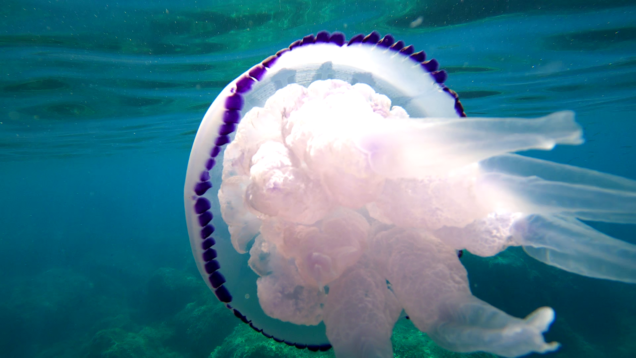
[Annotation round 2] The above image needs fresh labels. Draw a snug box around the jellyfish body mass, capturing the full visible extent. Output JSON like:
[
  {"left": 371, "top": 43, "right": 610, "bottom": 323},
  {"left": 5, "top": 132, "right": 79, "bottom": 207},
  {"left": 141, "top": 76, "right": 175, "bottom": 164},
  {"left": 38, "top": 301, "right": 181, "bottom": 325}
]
[{"left": 184, "top": 32, "right": 636, "bottom": 358}]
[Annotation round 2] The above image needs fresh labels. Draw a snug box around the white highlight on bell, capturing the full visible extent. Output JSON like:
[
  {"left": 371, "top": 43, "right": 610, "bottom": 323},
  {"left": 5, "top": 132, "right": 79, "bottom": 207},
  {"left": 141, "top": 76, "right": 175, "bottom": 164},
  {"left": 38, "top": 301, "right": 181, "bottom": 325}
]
[{"left": 218, "top": 79, "right": 636, "bottom": 358}]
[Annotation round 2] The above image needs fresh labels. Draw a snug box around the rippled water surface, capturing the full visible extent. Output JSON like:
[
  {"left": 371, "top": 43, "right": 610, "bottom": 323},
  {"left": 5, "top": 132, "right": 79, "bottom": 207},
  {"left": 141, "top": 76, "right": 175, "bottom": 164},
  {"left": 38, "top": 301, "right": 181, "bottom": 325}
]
[{"left": 1, "top": 1, "right": 635, "bottom": 357}]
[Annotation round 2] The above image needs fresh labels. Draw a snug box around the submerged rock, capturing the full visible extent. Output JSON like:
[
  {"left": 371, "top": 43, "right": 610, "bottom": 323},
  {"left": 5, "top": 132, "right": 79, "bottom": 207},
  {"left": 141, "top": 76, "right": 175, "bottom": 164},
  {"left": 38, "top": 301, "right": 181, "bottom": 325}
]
[
  {"left": 140, "top": 267, "right": 203, "bottom": 322},
  {"left": 209, "top": 323, "right": 335, "bottom": 358},
  {"left": 171, "top": 299, "right": 236, "bottom": 357},
  {"left": 86, "top": 326, "right": 180, "bottom": 358}
]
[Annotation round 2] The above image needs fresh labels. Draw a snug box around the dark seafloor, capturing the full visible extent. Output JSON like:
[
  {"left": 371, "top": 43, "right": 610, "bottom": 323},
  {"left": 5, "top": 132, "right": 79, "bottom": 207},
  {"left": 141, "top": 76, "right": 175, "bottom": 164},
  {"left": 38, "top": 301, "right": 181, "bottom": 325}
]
[{"left": 1, "top": 0, "right": 636, "bottom": 357}]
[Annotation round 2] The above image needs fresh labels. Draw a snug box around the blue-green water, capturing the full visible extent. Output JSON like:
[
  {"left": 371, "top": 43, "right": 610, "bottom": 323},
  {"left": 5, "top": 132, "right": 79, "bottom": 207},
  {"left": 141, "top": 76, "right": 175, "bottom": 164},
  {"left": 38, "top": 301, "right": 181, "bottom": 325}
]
[{"left": 1, "top": 1, "right": 636, "bottom": 357}]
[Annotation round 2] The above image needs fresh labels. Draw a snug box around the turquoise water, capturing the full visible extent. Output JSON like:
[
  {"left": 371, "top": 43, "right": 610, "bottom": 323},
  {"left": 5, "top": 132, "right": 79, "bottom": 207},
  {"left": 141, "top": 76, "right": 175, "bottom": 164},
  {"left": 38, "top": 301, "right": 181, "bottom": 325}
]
[{"left": 1, "top": 1, "right": 636, "bottom": 357}]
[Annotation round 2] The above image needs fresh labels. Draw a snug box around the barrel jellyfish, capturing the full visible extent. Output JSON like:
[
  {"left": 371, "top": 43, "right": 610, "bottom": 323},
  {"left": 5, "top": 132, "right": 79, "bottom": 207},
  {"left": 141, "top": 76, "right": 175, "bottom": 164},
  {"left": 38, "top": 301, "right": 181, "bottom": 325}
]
[{"left": 184, "top": 31, "right": 636, "bottom": 358}]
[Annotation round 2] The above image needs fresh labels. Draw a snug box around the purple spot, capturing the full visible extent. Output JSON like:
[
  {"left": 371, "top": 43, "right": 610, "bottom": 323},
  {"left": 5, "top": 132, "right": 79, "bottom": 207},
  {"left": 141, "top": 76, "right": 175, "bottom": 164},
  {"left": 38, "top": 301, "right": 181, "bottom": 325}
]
[
  {"left": 262, "top": 55, "right": 278, "bottom": 69},
  {"left": 262, "top": 332, "right": 273, "bottom": 339},
  {"left": 200, "top": 225, "right": 215, "bottom": 239},
  {"left": 329, "top": 32, "right": 345, "bottom": 46},
  {"left": 390, "top": 40, "right": 405, "bottom": 51},
  {"left": 203, "top": 248, "right": 217, "bottom": 261},
  {"left": 378, "top": 34, "right": 395, "bottom": 48},
  {"left": 215, "top": 135, "right": 230, "bottom": 146},
  {"left": 249, "top": 65, "right": 267, "bottom": 80},
  {"left": 225, "top": 94, "right": 243, "bottom": 110},
  {"left": 295, "top": 343, "right": 307, "bottom": 349},
  {"left": 214, "top": 285, "right": 232, "bottom": 303},
  {"left": 301, "top": 34, "right": 315, "bottom": 46},
  {"left": 307, "top": 345, "right": 319, "bottom": 352},
  {"left": 209, "top": 271, "right": 226, "bottom": 288},
  {"left": 249, "top": 322, "right": 263, "bottom": 333},
  {"left": 443, "top": 87, "right": 459, "bottom": 99},
  {"left": 289, "top": 39, "right": 301, "bottom": 50},
  {"left": 233, "top": 309, "right": 250, "bottom": 324},
  {"left": 347, "top": 34, "right": 364, "bottom": 45},
  {"left": 273, "top": 337, "right": 284, "bottom": 343},
  {"left": 422, "top": 59, "right": 439, "bottom": 72},
  {"left": 219, "top": 123, "right": 236, "bottom": 135},
  {"left": 202, "top": 239, "right": 216, "bottom": 250},
  {"left": 410, "top": 51, "right": 426, "bottom": 63},
  {"left": 198, "top": 211, "right": 213, "bottom": 226},
  {"left": 319, "top": 344, "right": 332, "bottom": 352},
  {"left": 205, "top": 260, "right": 220, "bottom": 274},
  {"left": 362, "top": 31, "right": 380, "bottom": 44},
  {"left": 235, "top": 76, "right": 255, "bottom": 93},
  {"left": 316, "top": 31, "right": 330, "bottom": 43},
  {"left": 223, "top": 110, "right": 240, "bottom": 124},
  {"left": 207, "top": 155, "right": 217, "bottom": 167},
  {"left": 194, "top": 197, "right": 211, "bottom": 214},
  {"left": 455, "top": 101, "right": 463, "bottom": 111},
  {"left": 431, "top": 70, "right": 447, "bottom": 83},
  {"left": 399, "top": 45, "right": 414, "bottom": 56},
  {"left": 199, "top": 171, "right": 210, "bottom": 182},
  {"left": 194, "top": 181, "right": 212, "bottom": 196},
  {"left": 457, "top": 250, "right": 464, "bottom": 258},
  {"left": 205, "top": 158, "right": 216, "bottom": 170},
  {"left": 455, "top": 100, "right": 466, "bottom": 117},
  {"left": 276, "top": 48, "right": 289, "bottom": 57}
]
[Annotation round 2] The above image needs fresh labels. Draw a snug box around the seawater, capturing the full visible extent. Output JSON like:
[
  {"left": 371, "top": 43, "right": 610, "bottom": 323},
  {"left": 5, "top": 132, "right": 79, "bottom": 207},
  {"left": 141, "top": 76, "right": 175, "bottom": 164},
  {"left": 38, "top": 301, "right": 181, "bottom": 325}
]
[{"left": 1, "top": 1, "right": 635, "bottom": 357}]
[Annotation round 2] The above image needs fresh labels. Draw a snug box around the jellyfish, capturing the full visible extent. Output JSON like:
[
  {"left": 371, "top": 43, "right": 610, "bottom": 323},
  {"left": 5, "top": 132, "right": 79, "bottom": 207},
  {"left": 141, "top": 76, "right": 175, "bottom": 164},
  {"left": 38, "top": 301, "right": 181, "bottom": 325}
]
[{"left": 183, "top": 31, "right": 636, "bottom": 358}]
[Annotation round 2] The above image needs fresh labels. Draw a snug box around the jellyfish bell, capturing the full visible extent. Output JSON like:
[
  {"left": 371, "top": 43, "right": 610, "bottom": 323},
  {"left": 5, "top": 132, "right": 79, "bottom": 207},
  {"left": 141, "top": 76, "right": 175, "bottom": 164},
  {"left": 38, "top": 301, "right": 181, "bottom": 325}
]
[{"left": 184, "top": 31, "right": 636, "bottom": 358}]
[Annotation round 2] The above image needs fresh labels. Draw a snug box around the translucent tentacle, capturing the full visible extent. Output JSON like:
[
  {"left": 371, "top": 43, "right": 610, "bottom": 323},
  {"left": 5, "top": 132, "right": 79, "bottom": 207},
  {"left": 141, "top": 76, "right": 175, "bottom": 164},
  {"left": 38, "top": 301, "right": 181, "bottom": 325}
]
[
  {"left": 356, "top": 111, "right": 582, "bottom": 178},
  {"left": 479, "top": 154, "right": 636, "bottom": 192},
  {"left": 370, "top": 227, "right": 558, "bottom": 357},
  {"left": 434, "top": 212, "right": 523, "bottom": 257},
  {"left": 428, "top": 299, "right": 559, "bottom": 358},
  {"left": 255, "top": 240, "right": 326, "bottom": 325},
  {"left": 476, "top": 172, "right": 636, "bottom": 223},
  {"left": 511, "top": 215, "right": 636, "bottom": 283},
  {"left": 323, "top": 260, "right": 401, "bottom": 358}
]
